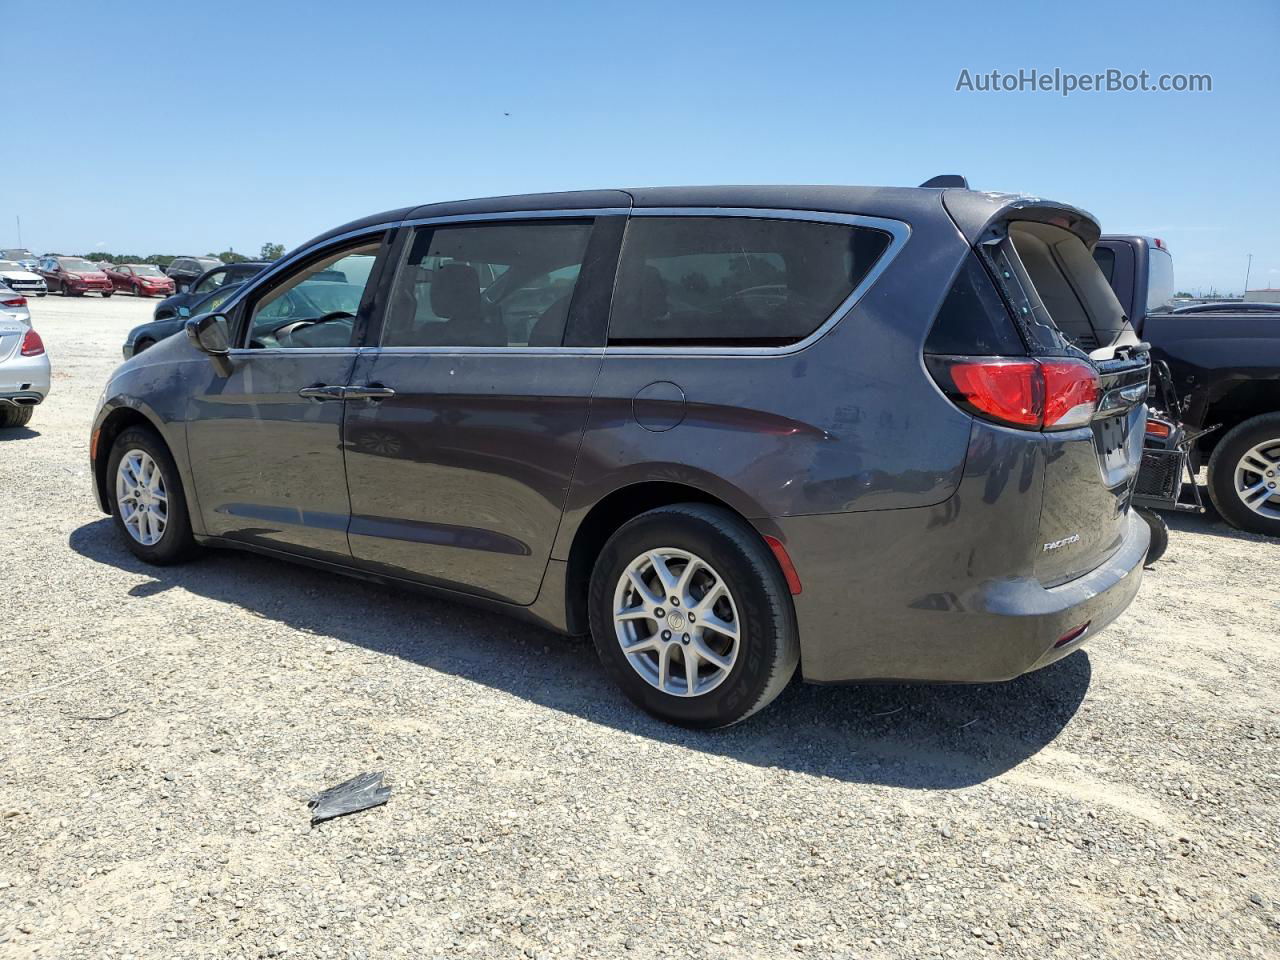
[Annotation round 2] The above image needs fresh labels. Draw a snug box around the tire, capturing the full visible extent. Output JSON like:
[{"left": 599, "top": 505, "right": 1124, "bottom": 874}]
[
  {"left": 102, "top": 290, "right": 113, "bottom": 298},
  {"left": 588, "top": 503, "right": 799, "bottom": 728},
  {"left": 133, "top": 337, "right": 156, "bottom": 355},
  {"left": 135, "top": 285, "right": 147, "bottom": 298},
  {"left": 0, "top": 404, "right": 34, "bottom": 428},
  {"left": 106, "top": 425, "right": 197, "bottom": 564},
  {"left": 1135, "top": 507, "right": 1168, "bottom": 565},
  {"left": 1206, "top": 413, "right": 1280, "bottom": 537}
]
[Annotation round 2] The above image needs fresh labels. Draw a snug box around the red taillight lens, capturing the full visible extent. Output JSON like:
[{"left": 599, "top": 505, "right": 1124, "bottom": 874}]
[
  {"left": 1040, "top": 359, "right": 1100, "bottom": 429},
  {"left": 1145, "top": 419, "right": 1172, "bottom": 439},
  {"left": 2, "top": 296, "right": 26, "bottom": 307},
  {"left": 946, "top": 359, "right": 1042, "bottom": 428},
  {"left": 20, "top": 328, "right": 45, "bottom": 357},
  {"left": 928, "top": 356, "right": 1099, "bottom": 431}
]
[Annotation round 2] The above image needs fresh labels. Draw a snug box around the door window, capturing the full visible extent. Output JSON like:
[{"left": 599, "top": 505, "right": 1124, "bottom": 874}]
[
  {"left": 381, "top": 220, "right": 593, "bottom": 347},
  {"left": 193, "top": 268, "right": 228, "bottom": 294},
  {"left": 244, "top": 240, "right": 381, "bottom": 349}
]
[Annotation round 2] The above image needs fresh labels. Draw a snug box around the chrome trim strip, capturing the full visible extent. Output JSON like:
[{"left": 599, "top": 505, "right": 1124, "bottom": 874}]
[{"left": 217, "top": 206, "right": 910, "bottom": 360}]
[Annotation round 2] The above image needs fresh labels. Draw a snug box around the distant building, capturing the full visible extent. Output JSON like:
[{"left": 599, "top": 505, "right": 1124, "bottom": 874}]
[{"left": 1245, "top": 288, "right": 1280, "bottom": 303}]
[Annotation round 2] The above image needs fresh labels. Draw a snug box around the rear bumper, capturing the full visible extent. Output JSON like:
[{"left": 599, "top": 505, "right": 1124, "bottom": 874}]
[
  {"left": 0, "top": 352, "right": 51, "bottom": 403},
  {"left": 772, "top": 509, "right": 1148, "bottom": 685}
]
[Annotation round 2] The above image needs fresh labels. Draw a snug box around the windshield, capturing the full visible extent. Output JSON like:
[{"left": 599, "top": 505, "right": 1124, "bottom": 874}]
[
  {"left": 131, "top": 264, "right": 165, "bottom": 277},
  {"left": 0, "top": 261, "right": 24, "bottom": 271},
  {"left": 60, "top": 258, "right": 99, "bottom": 272},
  {"left": 1, "top": 249, "right": 33, "bottom": 260}
]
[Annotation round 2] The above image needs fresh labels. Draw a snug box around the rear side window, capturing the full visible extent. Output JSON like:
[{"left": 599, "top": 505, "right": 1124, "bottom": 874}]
[
  {"left": 607, "top": 216, "right": 892, "bottom": 345},
  {"left": 924, "top": 254, "right": 1025, "bottom": 356},
  {"left": 1146, "top": 248, "right": 1175, "bottom": 314},
  {"left": 1092, "top": 246, "right": 1115, "bottom": 283}
]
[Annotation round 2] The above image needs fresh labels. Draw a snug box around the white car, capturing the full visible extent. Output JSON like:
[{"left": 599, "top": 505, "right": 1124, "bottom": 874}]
[
  {"left": 0, "top": 284, "right": 49, "bottom": 428},
  {"left": 0, "top": 259, "right": 47, "bottom": 296}
]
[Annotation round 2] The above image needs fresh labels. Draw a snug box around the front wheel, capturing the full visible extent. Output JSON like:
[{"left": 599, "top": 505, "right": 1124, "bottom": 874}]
[
  {"left": 588, "top": 504, "right": 799, "bottom": 728},
  {"left": 1207, "top": 413, "right": 1280, "bottom": 537},
  {"left": 1135, "top": 507, "right": 1168, "bottom": 565},
  {"left": 106, "top": 426, "right": 196, "bottom": 564},
  {"left": 102, "top": 290, "right": 113, "bottom": 298},
  {"left": 133, "top": 337, "right": 156, "bottom": 354}
]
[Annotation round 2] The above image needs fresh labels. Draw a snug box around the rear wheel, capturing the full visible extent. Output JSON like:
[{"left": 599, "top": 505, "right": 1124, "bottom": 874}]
[
  {"left": 1135, "top": 507, "right": 1168, "bottom": 564},
  {"left": 106, "top": 426, "right": 196, "bottom": 564},
  {"left": 0, "top": 404, "right": 34, "bottom": 428},
  {"left": 588, "top": 504, "right": 799, "bottom": 728},
  {"left": 1207, "top": 413, "right": 1280, "bottom": 537},
  {"left": 133, "top": 337, "right": 156, "bottom": 354}
]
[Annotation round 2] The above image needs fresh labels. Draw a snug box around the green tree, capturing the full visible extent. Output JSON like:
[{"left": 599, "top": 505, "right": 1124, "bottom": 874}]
[{"left": 260, "top": 242, "right": 286, "bottom": 261}]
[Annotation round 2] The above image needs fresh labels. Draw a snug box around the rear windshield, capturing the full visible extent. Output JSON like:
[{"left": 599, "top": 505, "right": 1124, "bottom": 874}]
[{"left": 607, "top": 216, "right": 892, "bottom": 346}]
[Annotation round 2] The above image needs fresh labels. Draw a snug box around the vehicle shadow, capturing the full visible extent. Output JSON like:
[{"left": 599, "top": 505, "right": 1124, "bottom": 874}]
[
  {"left": 69, "top": 518, "right": 1090, "bottom": 790},
  {"left": 0, "top": 426, "right": 40, "bottom": 441}
]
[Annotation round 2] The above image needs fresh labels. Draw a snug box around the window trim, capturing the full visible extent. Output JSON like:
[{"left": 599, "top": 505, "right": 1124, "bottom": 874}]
[{"left": 606, "top": 207, "right": 910, "bottom": 356}]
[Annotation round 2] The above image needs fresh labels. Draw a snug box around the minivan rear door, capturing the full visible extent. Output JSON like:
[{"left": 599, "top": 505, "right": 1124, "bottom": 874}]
[{"left": 342, "top": 212, "right": 626, "bottom": 605}]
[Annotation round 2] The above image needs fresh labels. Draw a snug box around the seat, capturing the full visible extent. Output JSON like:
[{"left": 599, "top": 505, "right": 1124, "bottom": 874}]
[{"left": 430, "top": 263, "right": 506, "bottom": 346}]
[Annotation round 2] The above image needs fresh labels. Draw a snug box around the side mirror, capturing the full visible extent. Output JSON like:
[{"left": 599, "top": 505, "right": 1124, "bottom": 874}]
[{"left": 185, "top": 313, "right": 233, "bottom": 375}]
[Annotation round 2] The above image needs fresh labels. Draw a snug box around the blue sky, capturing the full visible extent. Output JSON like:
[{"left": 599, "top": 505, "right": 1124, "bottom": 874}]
[{"left": 7, "top": 0, "right": 1277, "bottom": 294}]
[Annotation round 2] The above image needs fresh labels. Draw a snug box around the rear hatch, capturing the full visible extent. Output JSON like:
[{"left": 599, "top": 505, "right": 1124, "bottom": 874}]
[
  {"left": 931, "top": 197, "right": 1150, "bottom": 586},
  {"left": 0, "top": 318, "right": 26, "bottom": 363}
]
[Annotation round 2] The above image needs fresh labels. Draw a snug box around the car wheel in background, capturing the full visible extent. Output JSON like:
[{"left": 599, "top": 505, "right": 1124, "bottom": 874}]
[
  {"left": 106, "top": 425, "right": 197, "bottom": 564},
  {"left": 0, "top": 404, "right": 34, "bottom": 429},
  {"left": 1207, "top": 413, "right": 1280, "bottom": 537},
  {"left": 1135, "top": 507, "right": 1168, "bottom": 564},
  {"left": 588, "top": 503, "right": 799, "bottom": 728},
  {"left": 133, "top": 337, "right": 156, "bottom": 354},
  {"left": 102, "top": 290, "right": 113, "bottom": 298}
]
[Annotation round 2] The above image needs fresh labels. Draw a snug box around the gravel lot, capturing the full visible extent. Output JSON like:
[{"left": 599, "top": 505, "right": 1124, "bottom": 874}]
[{"left": 1, "top": 295, "right": 1277, "bottom": 960}]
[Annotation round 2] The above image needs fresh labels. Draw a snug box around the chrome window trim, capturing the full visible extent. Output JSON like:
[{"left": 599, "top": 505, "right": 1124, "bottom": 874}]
[{"left": 218, "top": 206, "right": 910, "bottom": 358}]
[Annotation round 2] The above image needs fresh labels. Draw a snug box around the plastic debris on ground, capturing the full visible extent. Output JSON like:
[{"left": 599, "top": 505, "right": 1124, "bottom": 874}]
[{"left": 307, "top": 771, "right": 391, "bottom": 825}]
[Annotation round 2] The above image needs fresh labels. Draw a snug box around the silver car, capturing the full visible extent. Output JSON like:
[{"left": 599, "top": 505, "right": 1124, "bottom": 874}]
[{"left": 0, "top": 284, "right": 49, "bottom": 428}]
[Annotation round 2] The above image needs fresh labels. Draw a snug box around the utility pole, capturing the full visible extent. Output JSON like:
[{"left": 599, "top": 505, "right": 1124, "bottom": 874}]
[
  {"left": 15, "top": 215, "right": 21, "bottom": 247},
  {"left": 1243, "top": 253, "right": 1252, "bottom": 296}
]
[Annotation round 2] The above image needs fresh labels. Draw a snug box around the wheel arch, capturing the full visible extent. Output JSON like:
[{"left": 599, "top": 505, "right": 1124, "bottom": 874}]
[
  {"left": 1197, "top": 380, "right": 1280, "bottom": 456},
  {"left": 560, "top": 480, "right": 775, "bottom": 636}
]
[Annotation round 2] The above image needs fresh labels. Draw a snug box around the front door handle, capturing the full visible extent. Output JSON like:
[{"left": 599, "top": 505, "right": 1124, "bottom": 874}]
[
  {"left": 344, "top": 384, "right": 397, "bottom": 401},
  {"left": 299, "top": 384, "right": 346, "bottom": 401}
]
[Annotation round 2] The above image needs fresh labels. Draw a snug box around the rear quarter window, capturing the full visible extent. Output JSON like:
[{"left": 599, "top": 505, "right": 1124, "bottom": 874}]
[
  {"left": 607, "top": 216, "right": 892, "bottom": 346},
  {"left": 1146, "top": 248, "right": 1175, "bottom": 314}
]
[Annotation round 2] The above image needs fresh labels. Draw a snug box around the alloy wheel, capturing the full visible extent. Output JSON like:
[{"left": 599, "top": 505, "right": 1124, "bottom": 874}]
[
  {"left": 1233, "top": 439, "right": 1280, "bottom": 520},
  {"left": 115, "top": 449, "right": 169, "bottom": 545},
  {"left": 612, "top": 548, "right": 740, "bottom": 697}
]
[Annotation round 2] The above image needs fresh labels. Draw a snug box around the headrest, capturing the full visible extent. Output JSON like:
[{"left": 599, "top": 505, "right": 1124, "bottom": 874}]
[{"left": 430, "top": 262, "right": 481, "bottom": 319}]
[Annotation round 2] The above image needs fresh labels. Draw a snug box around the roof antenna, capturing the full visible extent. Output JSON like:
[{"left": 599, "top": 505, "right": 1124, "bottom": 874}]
[{"left": 919, "top": 175, "right": 969, "bottom": 189}]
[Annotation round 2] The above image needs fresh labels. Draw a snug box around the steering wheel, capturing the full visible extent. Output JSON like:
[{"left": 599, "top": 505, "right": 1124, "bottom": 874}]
[{"left": 269, "top": 311, "right": 355, "bottom": 340}]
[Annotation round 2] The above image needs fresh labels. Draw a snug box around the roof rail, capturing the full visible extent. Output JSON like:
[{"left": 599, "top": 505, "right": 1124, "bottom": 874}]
[{"left": 919, "top": 175, "right": 970, "bottom": 189}]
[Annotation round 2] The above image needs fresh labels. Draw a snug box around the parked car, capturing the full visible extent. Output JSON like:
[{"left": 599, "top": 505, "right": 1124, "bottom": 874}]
[
  {"left": 0, "top": 284, "right": 49, "bottom": 429},
  {"left": 1095, "top": 235, "right": 1280, "bottom": 536},
  {"left": 91, "top": 185, "right": 1150, "bottom": 727},
  {"left": 0, "top": 248, "right": 39, "bottom": 272},
  {"left": 153, "top": 260, "right": 268, "bottom": 321},
  {"left": 105, "top": 263, "right": 177, "bottom": 298},
  {"left": 0, "top": 259, "right": 47, "bottom": 296},
  {"left": 123, "top": 281, "right": 246, "bottom": 358},
  {"left": 164, "top": 256, "right": 223, "bottom": 292},
  {"left": 36, "top": 256, "right": 114, "bottom": 297},
  {"left": 1, "top": 283, "right": 31, "bottom": 325}
]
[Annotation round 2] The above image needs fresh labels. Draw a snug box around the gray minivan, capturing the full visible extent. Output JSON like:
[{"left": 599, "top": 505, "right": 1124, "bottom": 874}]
[{"left": 90, "top": 185, "right": 1150, "bottom": 727}]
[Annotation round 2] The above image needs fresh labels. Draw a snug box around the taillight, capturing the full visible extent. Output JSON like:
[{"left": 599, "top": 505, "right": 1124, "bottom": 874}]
[
  {"left": 20, "top": 328, "right": 45, "bottom": 357},
  {"left": 2, "top": 296, "right": 26, "bottom": 307},
  {"left": 927, "top": 355, "right": 1099, "bottom": 431}
]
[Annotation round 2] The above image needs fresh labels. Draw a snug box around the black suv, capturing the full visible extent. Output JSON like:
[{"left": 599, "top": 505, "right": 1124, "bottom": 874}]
[
  {"left": 91, "top": 185, "right": 1150, "bottom": 727},
  {"left": 154, "top": 260, "right": 269, "bottom": 321}
]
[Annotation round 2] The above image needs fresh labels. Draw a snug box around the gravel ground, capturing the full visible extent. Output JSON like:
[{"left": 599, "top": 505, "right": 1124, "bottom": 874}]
[{"left": 1, "top": 295, "right": 1278, "bottom": 960}]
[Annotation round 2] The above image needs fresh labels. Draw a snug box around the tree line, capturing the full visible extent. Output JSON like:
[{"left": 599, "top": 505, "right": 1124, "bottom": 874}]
[{"left": 65, "top": 242, "right": 286, "bottom": 266}]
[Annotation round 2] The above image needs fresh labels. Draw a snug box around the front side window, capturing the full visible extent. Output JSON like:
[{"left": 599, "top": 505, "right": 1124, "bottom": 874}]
[
  {"left": 245, "top": 241, "right": 380, "bottom": 349},
  {"left": 194, "top": 268, "right": 228, "bottom": 294},
  {"left": 607, "top": 217, "right": 892, "bottom": 345},
  {"left": 381, "top": 220, "right": 593, "bottom": 348}
]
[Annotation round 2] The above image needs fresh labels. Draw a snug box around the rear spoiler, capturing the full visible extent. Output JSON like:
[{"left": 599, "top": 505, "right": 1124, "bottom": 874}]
[{"left": 942, "top": 191, "right": 1102, "bottom": 248}]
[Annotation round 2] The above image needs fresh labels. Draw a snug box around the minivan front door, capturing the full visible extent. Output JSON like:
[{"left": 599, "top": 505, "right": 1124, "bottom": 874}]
[
  {"left": 185, "top": 236, "right": 390, "bottom": 563},
  {"left": 342, "top": 215, "right": 622, "bottom": 604}
]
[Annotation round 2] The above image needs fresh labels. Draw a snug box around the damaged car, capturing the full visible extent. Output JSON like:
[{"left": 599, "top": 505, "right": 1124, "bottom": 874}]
[{"left": 90, "top": 183, "right": 1150, "bottom": 727}]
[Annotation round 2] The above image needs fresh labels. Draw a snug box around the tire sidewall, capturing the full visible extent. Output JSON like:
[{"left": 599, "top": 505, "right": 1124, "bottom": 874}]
[
  {"left": 588, "top": 507, "right": 794, "bottom": 728},
  {"left": 1208, "top": 415, "right": 1280, "bottom": 537},
  {"left": 106, "top": 426, "right": 194, "bottom": 563}
]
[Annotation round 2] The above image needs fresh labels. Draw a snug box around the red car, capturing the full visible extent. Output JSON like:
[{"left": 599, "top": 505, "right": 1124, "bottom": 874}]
[
  {"left": 105, "top": 263, "right": 177, "bottom": 298},
  {"left": 36, "top": 256, "right": 114, "bottom": 297}
]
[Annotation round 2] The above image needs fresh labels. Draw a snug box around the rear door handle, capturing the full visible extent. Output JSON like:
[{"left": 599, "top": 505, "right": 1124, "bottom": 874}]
[
  {"left": 298, "top": 384, "right": 346, "bottom": 401},
  {"left": 343, "top": 384, "right": 396, "bottom": 401}
]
